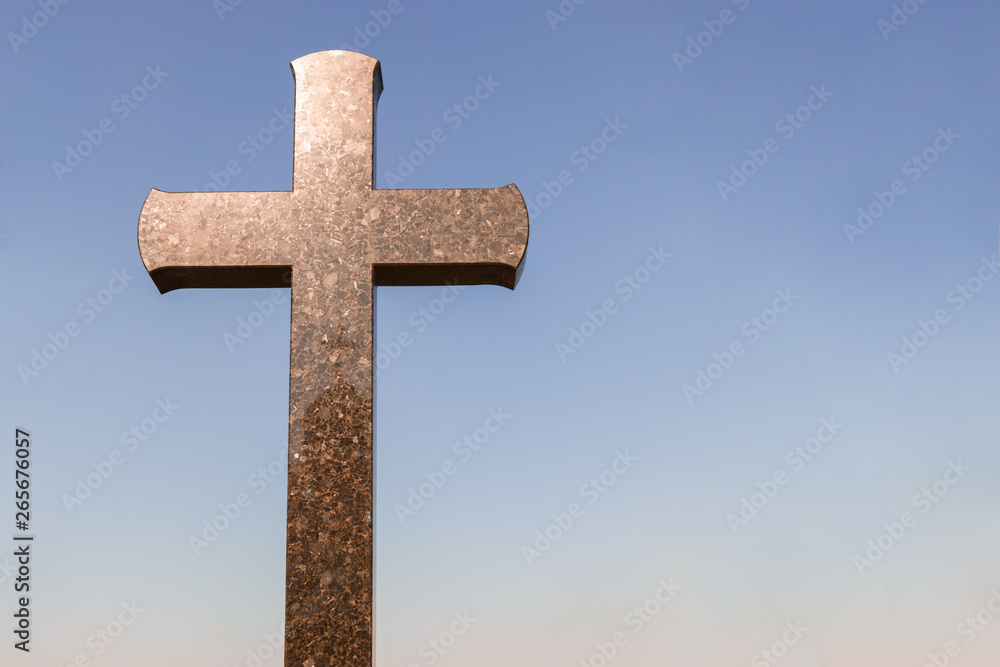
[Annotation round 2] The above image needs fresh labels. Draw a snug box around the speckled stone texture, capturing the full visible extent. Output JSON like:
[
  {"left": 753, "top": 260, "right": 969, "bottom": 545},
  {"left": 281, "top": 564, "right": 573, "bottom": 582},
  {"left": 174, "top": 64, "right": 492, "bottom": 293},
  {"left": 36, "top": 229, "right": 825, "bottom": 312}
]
[{"left": 137, "top": 50, "right": 528, "bottom": 667}]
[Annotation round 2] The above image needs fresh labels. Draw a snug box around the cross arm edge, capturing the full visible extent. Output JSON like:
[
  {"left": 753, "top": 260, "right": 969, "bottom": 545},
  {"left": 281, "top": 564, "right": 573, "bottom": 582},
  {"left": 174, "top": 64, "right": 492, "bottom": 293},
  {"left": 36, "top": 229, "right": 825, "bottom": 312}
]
[{"left": 145, "top": 265, "right": 293, "bottom": 294}]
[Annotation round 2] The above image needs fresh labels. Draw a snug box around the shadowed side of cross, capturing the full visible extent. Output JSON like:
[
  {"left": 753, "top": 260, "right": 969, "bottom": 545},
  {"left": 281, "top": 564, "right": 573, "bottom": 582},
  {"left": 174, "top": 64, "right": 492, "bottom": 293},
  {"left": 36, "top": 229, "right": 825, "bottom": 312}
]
[{"left": 137, "top": 50, "right": 528, "bottom": 667}]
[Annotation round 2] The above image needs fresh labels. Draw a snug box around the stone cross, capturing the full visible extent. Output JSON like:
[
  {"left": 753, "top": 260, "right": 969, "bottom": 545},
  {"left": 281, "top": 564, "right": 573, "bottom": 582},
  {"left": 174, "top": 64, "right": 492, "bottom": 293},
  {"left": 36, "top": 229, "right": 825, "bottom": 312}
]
[{"left": 137, "top": 50, "right": 528, "bottom": 667}]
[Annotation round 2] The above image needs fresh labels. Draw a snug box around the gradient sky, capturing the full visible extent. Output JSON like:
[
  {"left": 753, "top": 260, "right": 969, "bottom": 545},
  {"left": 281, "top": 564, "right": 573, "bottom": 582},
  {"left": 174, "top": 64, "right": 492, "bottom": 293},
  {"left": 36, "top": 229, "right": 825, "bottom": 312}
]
[{"left": 2, "top": 1, "right": 1000, "bottom": 666}]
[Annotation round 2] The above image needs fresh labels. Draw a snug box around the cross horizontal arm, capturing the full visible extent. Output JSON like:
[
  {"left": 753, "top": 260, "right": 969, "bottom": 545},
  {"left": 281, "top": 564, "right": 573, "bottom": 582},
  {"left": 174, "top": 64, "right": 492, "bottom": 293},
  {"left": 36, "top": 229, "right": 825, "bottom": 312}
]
[
  {"left": 370, "top": 183, "right": 529, "bottom": 289},
  {"left": 138, "top": 189, "right": 295, "bottom": 293}
]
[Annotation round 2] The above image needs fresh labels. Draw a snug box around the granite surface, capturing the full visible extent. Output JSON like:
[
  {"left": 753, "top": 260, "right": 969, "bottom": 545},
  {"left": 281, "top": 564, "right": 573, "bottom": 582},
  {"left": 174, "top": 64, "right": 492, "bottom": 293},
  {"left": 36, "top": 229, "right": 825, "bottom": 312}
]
[{"left": 137, "top": 50, "right": 529, "bottom": 667}]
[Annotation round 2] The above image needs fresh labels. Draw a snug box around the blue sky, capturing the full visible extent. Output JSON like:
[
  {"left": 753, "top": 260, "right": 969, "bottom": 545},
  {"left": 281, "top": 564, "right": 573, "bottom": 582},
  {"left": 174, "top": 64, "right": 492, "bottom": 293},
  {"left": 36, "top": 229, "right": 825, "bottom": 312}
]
[{"left": 2, "top": 1, "right": 1000, "bottom": 666}]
